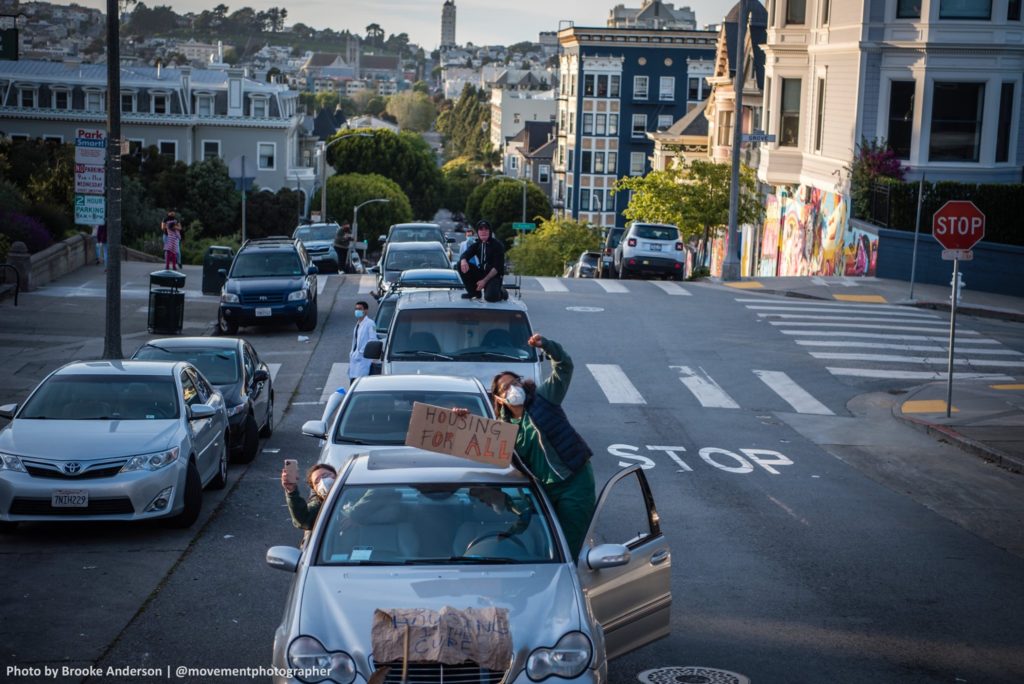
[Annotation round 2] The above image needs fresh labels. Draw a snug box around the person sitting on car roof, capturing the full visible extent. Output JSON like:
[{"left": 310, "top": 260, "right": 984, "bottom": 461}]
[{"left": 458, "top": 220, "right": 507, "bottom": 302}]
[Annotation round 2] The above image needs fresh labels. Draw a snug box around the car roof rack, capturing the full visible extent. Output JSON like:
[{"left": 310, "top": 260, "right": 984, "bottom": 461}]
[
  {"left": 241, "top": 236, "right": 294, "bottom": 248},
  {"left": 504, "top": 274, "right": 522, "bottom": 299}
]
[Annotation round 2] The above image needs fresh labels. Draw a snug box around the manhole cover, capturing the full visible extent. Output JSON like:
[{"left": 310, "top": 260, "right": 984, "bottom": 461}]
[
  {"left": 638, "top": 666, "right": 750, "bottom": 684},
  {"left": 566, "top": 306, "right": 604, "bottom": 312}
]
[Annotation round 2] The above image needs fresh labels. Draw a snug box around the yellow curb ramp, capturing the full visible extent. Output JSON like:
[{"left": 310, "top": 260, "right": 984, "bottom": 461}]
[
  {"left": 990, "top": 384, "right": 1024, "bottom": 391},
  {"left": 902, "top": 399, "right": 958, "bottom": 414},
  {"left": 833, "top": 294, "right": 888, "bottom": 303},
  {"left": 724, "top": 281, "right": 765, "bottom": 289}
]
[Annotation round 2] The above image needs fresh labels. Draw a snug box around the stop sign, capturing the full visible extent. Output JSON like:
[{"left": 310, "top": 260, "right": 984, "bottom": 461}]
[{"left": 932, "top": 200, "right": 985, "bottom": 251}]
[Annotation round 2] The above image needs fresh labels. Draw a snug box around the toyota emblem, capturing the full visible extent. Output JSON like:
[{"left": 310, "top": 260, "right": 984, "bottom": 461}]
[
  {"left": 259, "top": 296, "right": 268, "bottom": 301},
  {"left": 63, "top": 462, "right": 82, "bottom": 475}
]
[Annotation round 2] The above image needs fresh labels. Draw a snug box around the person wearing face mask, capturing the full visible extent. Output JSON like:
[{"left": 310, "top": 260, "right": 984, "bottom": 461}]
[
  {"left": 489, "top": 333, "right": 595, "bottom": 558},
  {"left": 281, "top": 463, "right": 338, "bottom": 536},
  {"left": 348, "top": 300, "right": 376, "bottom": 386}
]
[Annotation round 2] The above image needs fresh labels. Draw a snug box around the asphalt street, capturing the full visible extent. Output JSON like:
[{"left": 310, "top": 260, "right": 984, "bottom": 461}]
[{"left": 1, "top": 267, "right": 1023, "bottom": 684}]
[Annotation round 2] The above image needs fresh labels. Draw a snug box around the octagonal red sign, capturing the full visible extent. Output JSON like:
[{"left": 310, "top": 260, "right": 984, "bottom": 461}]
[{"left": 932, "top": 200, "right": 985, "bottom": 251}]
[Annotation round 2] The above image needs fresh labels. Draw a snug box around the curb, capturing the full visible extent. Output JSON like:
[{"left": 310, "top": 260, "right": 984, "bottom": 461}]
[
  {"left": 892, "top": 406, "right": 1024, "bottom": 474},
  {"left": 906, "top": 300, "right": 1024, "bottom": 323}
]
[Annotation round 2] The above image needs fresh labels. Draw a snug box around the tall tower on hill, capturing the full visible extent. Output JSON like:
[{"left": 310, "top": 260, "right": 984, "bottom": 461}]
[{"left": 441, "top": 0, "right": 456, "bottom": 49}]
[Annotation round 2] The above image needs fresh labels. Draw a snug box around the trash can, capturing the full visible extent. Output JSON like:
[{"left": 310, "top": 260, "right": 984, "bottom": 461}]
[
  {"left": 201, "top": 246, "right": 234, "bottom": 295},
  {"left": 148, "top": 269, "right": 185, "bottom": 335}
]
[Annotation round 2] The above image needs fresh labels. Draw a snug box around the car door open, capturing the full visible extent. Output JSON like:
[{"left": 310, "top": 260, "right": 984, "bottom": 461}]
[{"left": 577, "top": 465, "right": 671, "bottom": 660}]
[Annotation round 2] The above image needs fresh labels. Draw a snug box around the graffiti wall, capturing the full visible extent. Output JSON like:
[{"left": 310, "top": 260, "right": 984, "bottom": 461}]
[{"left": 757, "top": 194, "right": 780, "bottom": 276}]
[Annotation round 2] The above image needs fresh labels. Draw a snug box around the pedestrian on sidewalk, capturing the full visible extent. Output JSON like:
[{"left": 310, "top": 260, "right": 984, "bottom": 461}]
[
  {"left": 162, "top": 211, "right": 182, "bottom": 270},
  {"left": 348, "top": 300, "right": 376, "bottom": 386},
  {"left": 458, "top": 220, "right": 506, "bottom": 302},
  {"left": 95, "top": 223, "right": 108, "bottom": 269}
]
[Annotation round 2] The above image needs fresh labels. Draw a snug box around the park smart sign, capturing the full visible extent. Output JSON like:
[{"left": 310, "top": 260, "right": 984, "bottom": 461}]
[{"left": 932, "top": 200, "right": 985, "bottom": 251}]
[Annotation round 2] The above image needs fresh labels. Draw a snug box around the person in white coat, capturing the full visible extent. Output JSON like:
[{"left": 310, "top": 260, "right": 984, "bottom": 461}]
[{"left": 348, "top": 300, "right": 376, "bottom": 385}]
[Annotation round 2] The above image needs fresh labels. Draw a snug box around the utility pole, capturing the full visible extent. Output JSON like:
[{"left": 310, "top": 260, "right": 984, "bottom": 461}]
[
  {"left": 102, "top": 0, "right": 123, "bottom": 360},
  {"left": 720, "top": 0, "right": 748, "bottom": 281}
]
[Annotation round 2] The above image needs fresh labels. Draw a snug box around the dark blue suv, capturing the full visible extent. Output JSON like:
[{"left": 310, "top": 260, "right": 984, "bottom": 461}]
[{"left": 217, "top": 237, "right": 319, "bottom": 334}]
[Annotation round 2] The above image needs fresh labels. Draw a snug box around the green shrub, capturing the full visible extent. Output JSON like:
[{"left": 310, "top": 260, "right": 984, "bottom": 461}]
[
  {"left": 688, "top": 265, "right": 710, "bottom": 280},
  {"left": 27, "top": 203, "right": 74, "bottom": 239},
  {"left": 180, "top": 235, "right": 241, "bottom": 266},
  {"left": 0, "top": 180, "right": 28, "bottom": 214}
]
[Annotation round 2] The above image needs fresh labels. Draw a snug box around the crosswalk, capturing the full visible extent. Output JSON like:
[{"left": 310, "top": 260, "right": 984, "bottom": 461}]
[{"left": 737, "top": 297, "right": 1020, "bottom": 382}]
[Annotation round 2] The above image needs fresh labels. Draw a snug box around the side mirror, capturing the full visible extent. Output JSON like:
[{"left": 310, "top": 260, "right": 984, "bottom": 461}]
[
  {"left": 301, "top": 419, "right": 327, "bottom": 440},
  {"left": 253, "top": 369, "right": 269, "bottom": 383},
  {"left": 585, "top": 543, "right": 631, "bottom": 570},
  {"left": 367, "top": 265, "right": 379, "bottom": 274},
  {"left": 378, "top": 235, "right": 386, "bottom": 243},
  {"left": 0, "top": 403, "right": 17, "bottom": 420},
  {"left": 266, "top": 545, "right": 302, "bottom": 573},
  {"left": 188, "top": 404, "right": 217, "bottom": 420},
  {"left": 363, "top": 339, "right": 383, "bottom": 360},
  {"left": 217, "top": 268, "right": 227, "bottom": 277},
  {"left": 306, "top": 264, "right": 319, "bottom": 275},
  {"left": 446, "top": 237, "right": 455, "bottom": 244}
]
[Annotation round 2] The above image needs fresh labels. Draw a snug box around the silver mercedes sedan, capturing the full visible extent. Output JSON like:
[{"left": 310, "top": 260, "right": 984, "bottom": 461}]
[
  {"left": 0, "top": 360, "right": 229, "bottom": 530},
  {"left": 266, "top": 449, "right": 671, "bottom": 683}
]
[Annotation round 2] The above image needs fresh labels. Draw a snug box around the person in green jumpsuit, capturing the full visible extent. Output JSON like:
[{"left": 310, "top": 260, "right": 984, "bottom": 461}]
[{"left": 490, "top": 334, "right": 596, "bottom": 559}]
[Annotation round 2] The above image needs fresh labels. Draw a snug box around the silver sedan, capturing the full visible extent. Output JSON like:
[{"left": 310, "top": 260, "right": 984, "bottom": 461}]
[
  {"left": 0, "top": 360, "right": 229, "bottom": 530},
  {"left": 266, "top": 450, "right": 671, "bottom": 683}
]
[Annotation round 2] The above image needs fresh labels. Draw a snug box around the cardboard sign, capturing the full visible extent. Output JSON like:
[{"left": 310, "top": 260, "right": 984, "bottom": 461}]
[
  {"left": 404, "top": 402, "right": 517, "bottom": 467},
  {"left": 371, "top": 607, "right": 512, "bottom": 671}
]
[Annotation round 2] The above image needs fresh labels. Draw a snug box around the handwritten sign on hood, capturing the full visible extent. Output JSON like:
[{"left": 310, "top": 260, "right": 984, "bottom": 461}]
[
  {"left": 405, "top": 403, "right": 517, "bottom": 467},
  {"left": 371, "top": 606, "right": 512, "bottom": 671}
]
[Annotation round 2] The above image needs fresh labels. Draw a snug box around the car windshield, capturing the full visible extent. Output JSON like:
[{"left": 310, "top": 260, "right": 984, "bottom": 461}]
[
  {"left": 391, "top": 227, "right": 441, "bottom": 243},
  {"left": 632, "top": 225, "right": 679, "bottom": 241},
  {"left": 333, "top": 390, "right": 489, "bottom": 444},
  {"left": 132, "top": 346, "right": 239, "bottom": 384},
  {"left": 581, "top": 253, "right": 599, "bottom": 266},
  {"left": 316, "top": 483, "right": 557, "bottom": 565},
  {"left": 231, "top": 251, "right": 303, "bottom": 277},
  {"left": 375, "top": 297, "right": 398, "bottom": 335},
  {"left": 295, "top": 225, "right": 337, "bottom": 242},
  {"left": 19, "top": 375, "right": 180, "bottom": 420},
  {"left": 389, "top": 309, "right": 537, "bottom": 362},
  {"left": 385, "top": 249, "right": 449, "bottom": 271},
  {"left": 606, "top": 229, "right": 624, "bottom": 249}
]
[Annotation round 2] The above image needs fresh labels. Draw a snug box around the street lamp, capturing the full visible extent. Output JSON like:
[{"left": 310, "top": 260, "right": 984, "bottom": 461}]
[
  {"left": 353, "top": 197, "right": 390, "bottom": 257},
  {"left": 317, "top": 131, "right": 373, "bottom": 222}
]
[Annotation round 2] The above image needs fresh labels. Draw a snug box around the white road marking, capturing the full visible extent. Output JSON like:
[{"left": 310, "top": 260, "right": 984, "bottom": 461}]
[
  {"left": 759, "top": 313, "right": 947, "bottom": 325},
  {"left": 779, "top": 330, "right": 998, "bottom": 343},
  {"left": 810, "top": 352, "right": 1024, "bottom": 367},
  {"left": 320, "top": 362, "right": 349, "bottom": 403},
  {"left": 827, "top": 368, "right": 1015, "bottom": 381},
  {"left": 594, "top": 280, "right": 629, "bottom": 293},
  {"left": 586, "top": 364, "right": 646, "bottom": 404},
  {"left": 771, "top": 321, "right": 979, "bottom": 334},
  {"left": 651, "top": 281, "right": 691, "bottom": 296},
  {"left": 753, "top": 370, "right": 833, "bottom": 415},
  {"left": 671, "top": 366, "right": 739, "bottom": 409},
  {"left": 358, "top": 275, "right": 376, "bottom": 294},
  {"left": 316, "top": 276, "right": 327, "bottom": 297},
  {"left": 747, "top": 305, "right": 938, "bottom": 318},
  {"left": 535, "top": 277, "right": 569, "bottom": 292},
  {"left": 796, "top": 340, "right": 1023, "bottom": 355},
  {"left": 736, "top": 297, "right": 904, "bottom": 310},
  {"left": 811, "top": 277, "right": 828, "bottom": 286},
  {"left": 268, "top": 363, "right": 282, "bottom": 383}
]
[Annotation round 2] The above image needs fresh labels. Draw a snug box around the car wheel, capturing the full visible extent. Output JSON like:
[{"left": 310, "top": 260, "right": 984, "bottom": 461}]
[
  {"left": 0, "top": 521, "right": 19, "bottom": 533},
  {"left": 167, "top": 459, "right": 202, "bottom": 528},
  {"left": 218, "top": 309, "right": 238, "bottom": 336},
  {"left": 297, "top": 300, "right": 318, "bottom": 332},
  {"left": 208, "top": 437, "right": 229, "bottom": 490},
  {"left": 234, "top": 414, "right": 259, "bottom": 464},
  {"left": 259, "top": 394, "right": 274, "bottom": 438}
]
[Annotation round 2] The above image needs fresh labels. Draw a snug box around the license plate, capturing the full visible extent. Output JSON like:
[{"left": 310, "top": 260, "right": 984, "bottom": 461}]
[
  {"left": 648, "top": 243, "right": 662, "bottom": 251},
  {"left": 642, "top": 259, "right": 652, "bottom": 266},
  {"left": 52, "top": 489, "right": 88, "bottom": 507},
  {"left": 255, "top": 307, "right": 272, "bottom": 317}
]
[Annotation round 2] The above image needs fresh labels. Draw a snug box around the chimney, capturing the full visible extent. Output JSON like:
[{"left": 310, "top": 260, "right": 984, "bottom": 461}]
[
  {"left": 227, "top": 67, "right": 244, "bottom": 116},
  {"left": 156, "top": 61, "right": 162, "bottom": 79}
]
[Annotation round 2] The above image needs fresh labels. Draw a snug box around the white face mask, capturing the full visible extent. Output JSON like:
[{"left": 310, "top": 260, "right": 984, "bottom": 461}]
[
  {"left": 504, "top": 384, "right": 526, "bottom": 407},
  {"left": 315, "top": 477, "right": 335, "bottom": 498}
]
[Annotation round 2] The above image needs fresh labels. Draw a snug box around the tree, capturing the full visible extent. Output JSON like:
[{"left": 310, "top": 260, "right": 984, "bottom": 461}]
[
  {"left": 508, "top": 217, "right": 602, "bottom": 276},
  {"left": 310, "top": 173, "right": 413, "bottom": 245},
  {"left": 266, "top": 66, "right": 282, "bottom": 83},
  {"left": 385, "top": 91, "right": 437, "bottom": 132},
  {"left": 314, "top": 90, "right": 340, "bottom": 113},
  {"left": 478, "top": 179, "right": 551, "bottom": 242},
  {"left": 245, "top": 188, "right": 303, "bottom": 239},
  {"left": 465, "top": 176, "right": 503, "bottom": 224},
  {"left": 326, "top": 128, "right": 443, "bottom": 219},
  {"left": 121, "top": 176, "right": 166, "bottom": 249},
  {"left": 184, "top": 158, "right": 240, "bottom": 236},
  {"left": 383, "top": 32, "right": 410, "bottom": 56},
  {"left": 441, "top": 156, "right": 486, "bottom": 213},
  {"left": 412, "top": 80, "right": 430, "bottom": 94},
  {"left": 365, "top": 23, "right": 384, "bottom": 47},
  {"left": 365, "top": 96, "right": 387, "bottom": 116},
  {"left": 437, "top": 84, "right": 492, "bottom": 161}
]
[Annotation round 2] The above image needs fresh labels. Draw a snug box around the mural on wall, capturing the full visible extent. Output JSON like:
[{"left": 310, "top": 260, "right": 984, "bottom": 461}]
[{"left": 757, "top": 194, "right": 780, "bottom": 276}]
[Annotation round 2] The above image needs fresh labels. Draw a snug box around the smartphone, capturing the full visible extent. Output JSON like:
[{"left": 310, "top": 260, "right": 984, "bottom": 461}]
[{"left": 284, "top": 459, "right": 298, "bottom": 486}]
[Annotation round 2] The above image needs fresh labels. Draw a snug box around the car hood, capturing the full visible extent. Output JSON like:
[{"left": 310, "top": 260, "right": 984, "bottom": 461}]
[
  {"left": 0, "top": 419, "right": 180, "bottom": 460},
  {"left": 226, "top": 276, "right": 306, "bottom": 294},
  {"left": 302, "top": 240, "right": 335, "bottom": 251},
  {"left": 386, "top": 360, "right": 541, "bottom": 389},
  {"left": 298, "top": 564, "right": 581, "bottom": 664}
]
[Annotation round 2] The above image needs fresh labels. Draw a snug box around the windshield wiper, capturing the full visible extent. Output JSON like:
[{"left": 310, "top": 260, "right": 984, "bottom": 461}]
[
  {"left": 333, "top": 437, "right": 373, "bottom": 445},
  {"left": 452, "top": 350, "right": 523, "bottom": 361},
  {"left": 400, "top": 556, "right": 522, "bottom": 565},
  {"left": 142, "top": 342, "right": 173, "bottom": 354},
  {"left": 393, "top": 351, "right": 453, "bottom": 361}
]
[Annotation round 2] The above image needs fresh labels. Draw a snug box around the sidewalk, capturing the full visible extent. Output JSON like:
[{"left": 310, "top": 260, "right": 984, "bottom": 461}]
[{"left": 714, "top": 274, "right": 1024, "bottom": 473}]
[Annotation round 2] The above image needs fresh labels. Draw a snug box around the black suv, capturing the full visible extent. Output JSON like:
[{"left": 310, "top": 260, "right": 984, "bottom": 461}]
[
  {"left": 217, "top": 237, "right": 319, "bottom": 334},
  {"left": 598, "top": 227, "right": 624, "bottom": 278}
]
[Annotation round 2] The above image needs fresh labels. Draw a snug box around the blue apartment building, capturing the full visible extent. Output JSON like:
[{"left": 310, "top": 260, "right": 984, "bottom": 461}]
[{"left": 554, "top": 25, "right": 717, "bottom": 228}]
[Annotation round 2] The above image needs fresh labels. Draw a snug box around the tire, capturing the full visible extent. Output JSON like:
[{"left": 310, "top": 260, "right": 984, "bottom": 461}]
[
  {"left": 234, "top": 414, "right": 259, "bottom": 464},
  {"left": 167, "top": 460, "right": 202, "bottom": 528},
  {"left": 218, "top": 309, "right": 238, "bottom": 336},
  {"left": 208, "top": 437, "right": 229, "bottom": 490},
  {"left": 296, "top": 299, "right": 317, "bottom": 332},
  {"left": 259, "top": 394, "right": 274, "bottom": 438}
]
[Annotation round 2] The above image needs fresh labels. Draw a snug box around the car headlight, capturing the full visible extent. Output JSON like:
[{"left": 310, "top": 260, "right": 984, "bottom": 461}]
[
  {"left": 288, "top": 290, "right": 308, "bottom": 302},
  {"left": 0, "top": 451, "right": 27, "bottom": 473},
  {"left": 120, "top": 447, "right": 180, "bottom": 473},
  {"left": 226, "top": 402, "right": 248, "bottom": 417},
  {"left": 221, "top": 292, "right": 239, "bottom": 304},
  {"left": 287, "top": 636, "right": 355, "bottom": 684},
  {"left": 526, "top": 632, "right": 592, "bottom": 681}
]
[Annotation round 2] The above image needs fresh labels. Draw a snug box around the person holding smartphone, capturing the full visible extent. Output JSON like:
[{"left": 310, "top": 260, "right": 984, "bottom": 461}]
[{"left": 281, "top": 461, "right": 337, "bottom": 533}]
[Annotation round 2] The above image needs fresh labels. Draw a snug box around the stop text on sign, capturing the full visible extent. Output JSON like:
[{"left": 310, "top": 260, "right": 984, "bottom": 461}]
[
  {"left": 934, "top": 215, "right": 983, "bottom": 237},
  {"left": 931, "top": 200, "right": 985, "bottom": 251}
]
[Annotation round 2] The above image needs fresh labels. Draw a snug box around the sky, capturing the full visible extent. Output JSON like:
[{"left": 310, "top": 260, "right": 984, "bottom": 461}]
[{"left": 69, "top": 0, "right": 739, "bottom": 50}]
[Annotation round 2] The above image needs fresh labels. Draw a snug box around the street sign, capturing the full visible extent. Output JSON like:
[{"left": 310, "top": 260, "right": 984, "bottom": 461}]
[
  {"left": 74, "top": 127, "right": 106, "bottom": 165},
  {"left": 932, "top": 200, "right": 985, "bottom": 251},
  {"left": 941, "top": 249, "right": 973, "bottom": 261},
  {"left": 74, "top": 164, "right": 105, "bottom": 195},
  {"left": 741, "top": 132, "right": 776, "bottom": 143},
  {"left": 512, "top": 222, "right": 536, "bottom": 231},
  {"left": 74, "top": 194, "right": 105, "bottom": 224}
]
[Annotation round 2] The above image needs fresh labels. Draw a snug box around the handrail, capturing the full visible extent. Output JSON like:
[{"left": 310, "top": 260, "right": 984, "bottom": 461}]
[{"left": 0, "top": 264, "right": 20, "bottom": 306}]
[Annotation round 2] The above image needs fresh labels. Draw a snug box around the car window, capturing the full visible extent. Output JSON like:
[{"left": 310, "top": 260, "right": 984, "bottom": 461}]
[
  {"left": 242, "top": 347, "right": 256, "bottom": 384},
  {"left": 632, "top": 225, "right": 679, "bottom": 241},
  {"left": 375, "top": 297, "right": 398, "bottom": 335},
  {"left": 18, "top": 375, "right": 180, "bottom": 420},
  {"left": 316, "top": 484, "right": 557, "bottom": 565},
  {"left": 389, "top": 309, "right": 537, "bottom": 361},
  {"left": 295, "top": 225, "right": 336, "bottom": 242},
  {"left": 333, "top": 390, "right": 489, "bottom": 444},
  {"left": 189, "top": 368, "right": 214, "bottom": 401},
  {"left": 606, "top": 229, "right": 624, "bottom": 249},
  {"left": 384, "top": 249, "right": 449, "bottom": 271},
  {"left": 132, "top": 346, "right": 239, "bottom": 384},
  {"left": 588, "top": 469, "right": 656, "bottom": 549},
  {"left": 231, "top": 251, "right": 303, "bottom": 277},
  {"left": 391, "top": 227, "right": 441, "bottom": 243},
  {"left": 180, "top": 371, "right": 203, "bottom": 407}
]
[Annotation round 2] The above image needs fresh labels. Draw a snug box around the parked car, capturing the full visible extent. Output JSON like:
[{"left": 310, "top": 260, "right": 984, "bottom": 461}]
[
  {"left": 0, "top": 360, "right": 229, "bottom": 530},
  {"left": 292, "top": 222, "right": 341, "bottom": 274},
  {"left": 598, "top": 227, "right": 624, "bottom": 278},
  {"left": 613, "top": 222, "right": 685, "bottom": 280},
  {"left": 363, "top": 289, "right": 543, "bottom": 387},
  {"left": 571, "top": 251, "right": 601, "bottom": 278},
  {"left": 131, "top": 337, "right": 273, "bottom": 463},
  {"left": 369, "top": 241, "right": 451, "bottom": 297},
  {"left": 218, "top": 237, "right": 319, "bottom": 335},
  {"left": 300, "top": 374, "right": 494, "bottom": 471},
  {"left": 266, "top": 452, "right": 671, "bottom": 683}
]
